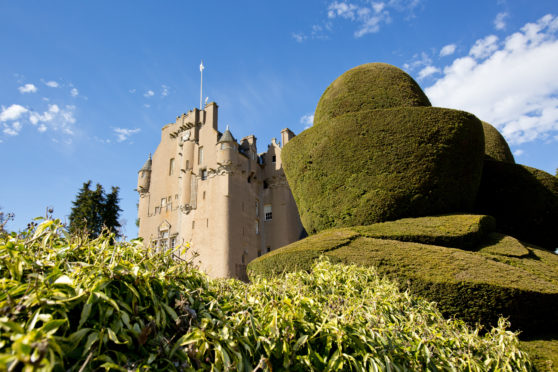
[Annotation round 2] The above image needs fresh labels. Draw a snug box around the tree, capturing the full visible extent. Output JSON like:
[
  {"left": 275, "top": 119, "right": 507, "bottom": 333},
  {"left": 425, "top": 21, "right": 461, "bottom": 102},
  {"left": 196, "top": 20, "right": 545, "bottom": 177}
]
[{"left": 69, "top": 181, "right": 122, "bottom": 238}]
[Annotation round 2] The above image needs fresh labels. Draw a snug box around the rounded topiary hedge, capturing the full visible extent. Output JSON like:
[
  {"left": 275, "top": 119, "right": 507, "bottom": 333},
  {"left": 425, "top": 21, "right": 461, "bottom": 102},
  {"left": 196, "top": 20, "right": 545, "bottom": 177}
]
[
  {"left": 282, "top": 107, "right": 485, "bottom": 234},
  {"left": 474, "top": 160, "right": 558, "bottom": 249},
  {"left": 314, "top": 63, "right": 431, "bottom": 126},
  {"left": 481, "top": 121, "right": 515, "bottom": 163}
]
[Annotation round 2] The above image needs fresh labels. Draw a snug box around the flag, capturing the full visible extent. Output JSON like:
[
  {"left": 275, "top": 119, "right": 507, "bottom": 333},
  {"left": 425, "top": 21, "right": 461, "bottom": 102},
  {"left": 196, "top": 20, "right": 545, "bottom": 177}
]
[{"left": 200, "top": 61, "right": 205, "bottom": 72}]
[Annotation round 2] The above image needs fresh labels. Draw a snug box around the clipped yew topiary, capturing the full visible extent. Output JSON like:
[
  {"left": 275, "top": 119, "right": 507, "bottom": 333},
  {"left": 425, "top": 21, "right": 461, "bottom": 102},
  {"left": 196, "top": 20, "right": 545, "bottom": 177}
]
[
  {"left": 248, "top": 215, "right": 558, "bottom": 338},
  {"left": 314, "top": 63, "right": 431, "bottom": 126},
  {"left": 282, "top": 107, "right": 485, "bottom": 234},
  {"left": 481, "top": 121, "right": 515, "bottom": 163},
  {"left": 475, "top": 160, "right": 558, "bottom": 249}
]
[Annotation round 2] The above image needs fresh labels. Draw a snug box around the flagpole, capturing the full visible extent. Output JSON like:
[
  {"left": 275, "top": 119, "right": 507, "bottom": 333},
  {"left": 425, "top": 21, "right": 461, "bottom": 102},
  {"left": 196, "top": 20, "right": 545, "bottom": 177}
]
[{"left": 199, "top": 60, "right": 204, "bottom": 110}]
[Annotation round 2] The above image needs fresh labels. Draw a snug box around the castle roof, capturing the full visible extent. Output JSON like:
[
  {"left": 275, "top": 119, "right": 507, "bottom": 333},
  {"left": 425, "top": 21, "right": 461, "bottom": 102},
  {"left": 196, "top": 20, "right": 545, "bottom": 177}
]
[
  {"left": 139, "top": 154, "right": 152, "bottom": 172},
  {"left": 218, "top": 128, "right": 236, "bottom": 143}
]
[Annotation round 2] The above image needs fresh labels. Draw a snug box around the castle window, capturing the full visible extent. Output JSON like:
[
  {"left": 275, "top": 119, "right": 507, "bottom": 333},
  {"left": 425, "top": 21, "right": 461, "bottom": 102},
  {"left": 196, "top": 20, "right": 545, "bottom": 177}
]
[
  {"left": 175, "top": 194, "right": 178, "bottom": 199},
  {"left": 169, "top": 158, "right": 175, "bottom": 175},
  {"left": 206, "top": 218, "right": 209, "bottom": 228},
  {"left": 203, "top": 191, "right": 206, "bottom": 200},
  {"left": 272, "top": 155, "right": 276, "bottom": 163},
  {"left": 264, "top": 204, "right": 272, "bottom": 221},
  {"left": 161, "top": 198, "right": 167, "bottom": 207},
  {"left": 192, "top": 220, "right": 195, "bottom": 229},
  {"left": 155, "top": 206, "right": 160, "bottom": 214},
  {"left": 257, "top": 249, "right": 262, "bottom": 257},
  {"left": 186, "top": 160, "right": 190, "bottom": 170},
  {"left": 255, "top": 220, "right": 259, "bottom": 235},
  {"left": 201, "top": 169, "right": 208, "bottom": 180},
  {"left": 170, "top": 236, "right": 177, "bottom": 250},
  {"left": 263, "top": 180, "right": 269, "bottom": 189},
  {"left": 198, "top": 147, "right": 204, "bottom": 165},
  {"left": 267, "top": 246, "right": 271, "bottom": 253}
]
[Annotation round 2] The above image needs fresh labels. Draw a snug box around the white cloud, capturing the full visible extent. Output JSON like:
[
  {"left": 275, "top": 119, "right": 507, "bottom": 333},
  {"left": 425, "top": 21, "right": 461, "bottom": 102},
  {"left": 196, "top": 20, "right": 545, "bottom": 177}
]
[
  {"left": 494, "top": 12, "right": 508, "bottom": 30},
  {"left": 45, "top": 81, "right": 59, "bottom": 88},
  {"left": 513, "top": 149, "right": 524, "bottom": 156},
  {"left": 0, "top": 104, "right": 28, "bottom": 122},
  {"left": 425, "top": 14, "right": 558, "bottom": 145},
  {"left": 18, "top": 83, "right": 37, "bottom": 94},
  {"left": 292, "top": 32, "right": 307, "bottom": 43},
  {"left": 29, "top": 104, "right": 76, "bottom": 135},
  {"left": 161, "top": 85, "right": 169, "bottom": 97},
  {"left": 403, "top": 52, "right": 432, "bottom": 72},
  {"left": 417, "top": 65, "right": 440, "bottom": 80},
  {"left": 70, "top": 88, "right": 79, "bottom": 97},
  {"left": 113, "top": 127, "right": 140, "bottom": 142},
  {"left": 300, "top": 113, "right": 314, "bottom": 129},
  {"left": 469, "top": 35, "right": 499, "bottom": 59},
  {"left": 144, "top": 90, "right": 155, "bottom": 97},
  {"left": 322, "top": 0, "right": 418, "bottom": 38},
  {"left": 439, "top": 44, "right": 456, "bottom": 57},
  {"left": 3, "top": 121, "right": 22, "bottom": 136}
]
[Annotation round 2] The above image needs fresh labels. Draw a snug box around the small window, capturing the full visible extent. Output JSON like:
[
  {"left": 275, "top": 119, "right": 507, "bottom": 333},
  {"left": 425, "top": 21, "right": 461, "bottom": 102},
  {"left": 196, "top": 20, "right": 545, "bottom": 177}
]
[
  {"left": 155, "top": 206, "right": 160, "bottom": 214},
  {"left": 186, "top": 160, "right": 190, "bottom": 170},
  {"left": 203, "top": 191, "right": 206, "bottom": 200},
  {"left": 171, "top": 237, "right": 177, "bottom": 249},
  {"left": 198, "top": 147, "right": 204, "bottom": 165},
  {"left": 168, "top": 196, "right": 172, "bottom": 202},
  {"left": 161, "top": 198, "right": 167, "bottom": 207},
  {"left": 255, "top": 220, "right": 259, "bottom": 235},
  {"left": 264, "top": 204, "right": 272, "bottom": 221},
  {"left": 263, "top": 180, "right": 269, "bottom": 189},
  {"left": 257, "top": 249, "right": 262, "bottom": 257},
  {"left": 192, "top": 220, "right": 195, "bottom": 229},
  {"left": 167, "top": 203, "right": 172, "bottom": 211},
  {"left": 201, "top": 169, "right": 208, "bottom": 180},
  {"left": 267, "top": 246, "right": 271, "bottom": 253},
  {"left": 206, "top": 218, "right": 209, "bottom": 228},
  {"left": 175, "top": 194, "right": 179, "bottom": 200},
  {"left": 272, "top": 155, "right": 276, "bottom": 163},
  {"left": 169, "top": 158, "right": 175, "bottom": 175}
]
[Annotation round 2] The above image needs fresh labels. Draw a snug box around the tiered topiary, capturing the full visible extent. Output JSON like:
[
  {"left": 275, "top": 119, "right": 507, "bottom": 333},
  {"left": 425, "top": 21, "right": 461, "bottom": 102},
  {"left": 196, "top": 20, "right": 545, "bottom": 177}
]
[
  {"left": 481, "top": 121, "right": 515, "bottom": 163},
  {"left": 475, "top": 161, "right": 558, "bottom": 249},
  {"left": 248, "top": 214, "right": 558, "bottom": 337},
  {"left": 282, "top": 64, "right": 485, "bottom": 234}
]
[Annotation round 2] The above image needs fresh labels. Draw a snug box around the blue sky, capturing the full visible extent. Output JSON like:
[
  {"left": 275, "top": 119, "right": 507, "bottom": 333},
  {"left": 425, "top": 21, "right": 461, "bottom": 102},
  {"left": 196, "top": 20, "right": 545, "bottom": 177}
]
[{"left": 1, "top": 1, "right": 557, "bottom": 237}]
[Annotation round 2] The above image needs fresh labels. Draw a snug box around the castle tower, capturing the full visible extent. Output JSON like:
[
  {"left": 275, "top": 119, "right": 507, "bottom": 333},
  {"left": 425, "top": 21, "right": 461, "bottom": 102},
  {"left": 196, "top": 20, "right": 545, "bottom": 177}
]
[{"left": 137, "top": 102, "right": 304, "bottom": 279}]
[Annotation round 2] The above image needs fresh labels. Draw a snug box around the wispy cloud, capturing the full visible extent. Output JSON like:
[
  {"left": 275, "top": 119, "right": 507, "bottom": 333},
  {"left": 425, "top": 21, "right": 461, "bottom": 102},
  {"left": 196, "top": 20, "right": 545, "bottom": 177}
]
[
  {"left": 29, "top": 104, "right": 76, "bottom": 135},
  {"left": 513, "top": 149, "right": 524, "bottom": 156},
  {"left": 494, "top": 12, "right": 508, "bottom": 30},
  {"left": 113, "top": 127, "right": 140, "bottom": 142},
  {"left": 70, "top": 88, "right": 79, "bottom": 97},
  {"left": 425, "top": 14, "right": 558, "bottom": 145},
  {"left": 439, "top": 44, "right": 456, "bottom": 57},
  {"left": 161, "top": 85, "right": 169, "bottom": 97},
  {"left": 44, "top": 80, "right": 59, "bottom": 88},
  {"left": 2, "top": 121, "right": 22, "bottom": 136},
  {"left": 300, "top": 113, "right": 314, "bottom": 129},
  {"left": 18, "top": 84, "right": 37, "bottom": 94},
  {"left": 144, "top": 90, "right": 154, "bottom": 97},
  {"left": 417, "top": 65, "right": 440, "bottom": 80},
  {"left": 294, "top": 0, "right": 419, "bottom": 41}
]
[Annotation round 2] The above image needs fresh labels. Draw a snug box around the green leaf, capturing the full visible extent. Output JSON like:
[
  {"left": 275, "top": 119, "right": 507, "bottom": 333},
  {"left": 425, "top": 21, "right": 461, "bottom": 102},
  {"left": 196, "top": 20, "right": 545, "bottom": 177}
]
[
  {"left": 40, "top": 319, "right": 67, "bottom": 335},
  {"left": 79, "top": 303, "right": 93, "bottom": 329},
  {"left": 107, "top": 327, "right": 127, "bottom": 344}
]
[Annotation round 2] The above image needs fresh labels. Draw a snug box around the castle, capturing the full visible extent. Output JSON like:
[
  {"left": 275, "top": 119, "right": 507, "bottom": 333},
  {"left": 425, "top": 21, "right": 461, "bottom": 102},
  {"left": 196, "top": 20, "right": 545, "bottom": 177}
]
[{"left": 136, "top": 102, "right": 304, "bottom": 279}]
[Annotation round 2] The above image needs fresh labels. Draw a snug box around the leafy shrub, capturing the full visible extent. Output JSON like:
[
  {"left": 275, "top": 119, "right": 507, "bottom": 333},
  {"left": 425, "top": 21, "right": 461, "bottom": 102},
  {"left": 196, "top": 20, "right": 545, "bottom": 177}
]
[{"left": 1, "top": 220, "right": 533, "bottom": 370}]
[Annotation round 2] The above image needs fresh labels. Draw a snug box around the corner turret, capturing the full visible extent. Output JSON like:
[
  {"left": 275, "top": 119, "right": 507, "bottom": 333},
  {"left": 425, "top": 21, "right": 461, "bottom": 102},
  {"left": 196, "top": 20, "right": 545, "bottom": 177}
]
[
  {"left": 137, "top": 154, "right": 152, "bottom": 193},
  {"left": 217, "top": 126, "right": 237, "bottom": 165}
]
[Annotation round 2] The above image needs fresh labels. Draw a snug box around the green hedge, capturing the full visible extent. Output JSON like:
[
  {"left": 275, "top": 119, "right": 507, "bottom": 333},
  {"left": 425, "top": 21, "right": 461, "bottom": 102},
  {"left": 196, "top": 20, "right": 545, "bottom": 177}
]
[
  {"left": 282, "top": 107, "right": 485, "bottom": 234},
  {"left": 474, "top": 160, "right": 558, "bottom": 249},
  {"left": 0, "top": 220, "right": 533, "bottom": 371},
  {"left": 314, "top": 63, "right": 431, "bottom": 126},
  {"left": 481, "top": 121, "right": 515, "bottom": 163},
  {"left": 248, "top": 216, "right": 558, "bottom": 337}
]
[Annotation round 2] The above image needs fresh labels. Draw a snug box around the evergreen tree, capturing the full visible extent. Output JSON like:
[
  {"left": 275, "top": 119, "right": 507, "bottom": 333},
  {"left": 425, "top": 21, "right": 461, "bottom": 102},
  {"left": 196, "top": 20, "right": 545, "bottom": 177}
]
[{"left": 69, "top": 181, "right": 122, "bottom": 238}]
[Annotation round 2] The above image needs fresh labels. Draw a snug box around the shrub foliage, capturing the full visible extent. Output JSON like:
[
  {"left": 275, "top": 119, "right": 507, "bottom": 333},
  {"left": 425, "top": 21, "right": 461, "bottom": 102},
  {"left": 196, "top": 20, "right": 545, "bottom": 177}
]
[{"left": 0, "top": 220, "right": 533, "bottom": 371}]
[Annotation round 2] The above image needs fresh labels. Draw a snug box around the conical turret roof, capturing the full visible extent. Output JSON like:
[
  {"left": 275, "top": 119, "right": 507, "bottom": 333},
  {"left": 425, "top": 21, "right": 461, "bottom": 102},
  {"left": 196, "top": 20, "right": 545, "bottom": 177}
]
[
  {"left": 218, "top": 126, "right": 236, "bottom": 143},
  {"left": 139, "top": 154, "right": 152, "bottom": 172}
]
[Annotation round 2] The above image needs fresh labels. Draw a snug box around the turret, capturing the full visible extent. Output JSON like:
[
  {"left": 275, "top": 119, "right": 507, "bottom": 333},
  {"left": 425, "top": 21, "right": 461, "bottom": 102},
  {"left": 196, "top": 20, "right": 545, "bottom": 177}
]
[
  {"left": 137, "top": 154, "right": 152, "bottom": 193},
  {"left": 217, "top": 126, "right": 237, "bottom": 164},
  {"left": 281, "top": 128, "right": 295, "bottom": 147}
]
